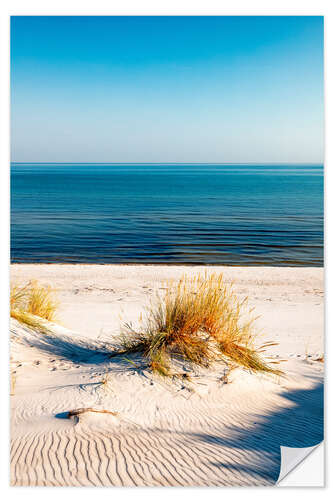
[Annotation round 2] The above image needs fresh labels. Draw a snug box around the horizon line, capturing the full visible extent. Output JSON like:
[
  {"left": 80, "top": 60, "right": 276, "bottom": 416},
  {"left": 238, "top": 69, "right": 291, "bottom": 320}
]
[{"left": 11, "top": 162, "right": 324, "bottom": 166}]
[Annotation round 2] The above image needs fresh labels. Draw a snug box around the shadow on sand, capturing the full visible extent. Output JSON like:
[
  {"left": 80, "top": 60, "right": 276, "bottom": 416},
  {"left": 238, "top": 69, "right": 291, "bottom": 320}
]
[
  {"left": 12, "top": 321, "right": 119, "bottom": 365},
  {"left": 183, "top": 380, "right": 324, "bottom": 484}
]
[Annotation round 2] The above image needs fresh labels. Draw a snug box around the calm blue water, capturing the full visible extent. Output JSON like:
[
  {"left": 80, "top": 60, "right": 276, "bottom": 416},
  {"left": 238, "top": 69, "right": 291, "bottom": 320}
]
[{"left": 10, "top": 163, "right": 324, "bottom": 266}]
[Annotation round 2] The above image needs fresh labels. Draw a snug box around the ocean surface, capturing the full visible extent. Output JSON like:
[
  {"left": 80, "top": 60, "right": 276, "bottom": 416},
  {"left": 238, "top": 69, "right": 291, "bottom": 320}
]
[{"left": 10, "top": 163, "right": 324, "bottom": 266}]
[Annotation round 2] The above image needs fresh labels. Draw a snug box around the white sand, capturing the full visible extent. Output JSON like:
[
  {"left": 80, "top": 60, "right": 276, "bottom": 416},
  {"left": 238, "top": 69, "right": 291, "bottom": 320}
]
[{"left": 10, "top": 265, "right": 324, "bottom": 486}]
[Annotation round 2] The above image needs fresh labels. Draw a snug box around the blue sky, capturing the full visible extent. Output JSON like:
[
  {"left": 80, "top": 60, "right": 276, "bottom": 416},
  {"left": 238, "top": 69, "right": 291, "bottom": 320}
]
[{"left": 11, "top": 16, "right": 324, "bottom": 163}]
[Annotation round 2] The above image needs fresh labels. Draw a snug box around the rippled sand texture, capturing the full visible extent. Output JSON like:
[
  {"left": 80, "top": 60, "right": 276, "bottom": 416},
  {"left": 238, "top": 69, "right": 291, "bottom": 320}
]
[{"left": 10, "top": 265, "right": 324, "bottom": 486}]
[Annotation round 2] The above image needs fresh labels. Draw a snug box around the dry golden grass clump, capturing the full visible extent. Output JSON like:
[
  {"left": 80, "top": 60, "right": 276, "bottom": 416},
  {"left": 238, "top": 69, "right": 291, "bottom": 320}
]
[
  {"left": 118, "top": 273, "right": 282, "bottom": 377},
  {"left": 10, "top": 280, "right": 59, "bottom": 327}
]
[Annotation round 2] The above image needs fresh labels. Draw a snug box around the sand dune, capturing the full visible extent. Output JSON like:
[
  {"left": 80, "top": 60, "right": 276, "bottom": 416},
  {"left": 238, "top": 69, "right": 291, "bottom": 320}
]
[{"left": 10, "top": 265, "right": 324, "bottom": 486}]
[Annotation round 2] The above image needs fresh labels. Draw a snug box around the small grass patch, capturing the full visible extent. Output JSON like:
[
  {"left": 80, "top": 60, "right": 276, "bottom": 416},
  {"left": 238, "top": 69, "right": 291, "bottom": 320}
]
[
  {"left": 10, "top": 280, "right": 59, "bottom": 327},
  {"left": 117, "top": 273, "right": 283, "bottom": 377}
]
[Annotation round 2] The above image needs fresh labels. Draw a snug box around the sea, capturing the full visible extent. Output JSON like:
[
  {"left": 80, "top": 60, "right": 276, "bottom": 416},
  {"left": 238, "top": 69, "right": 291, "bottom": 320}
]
[{"left": 10, "top": 163, "right": 324, "bottom": 266}]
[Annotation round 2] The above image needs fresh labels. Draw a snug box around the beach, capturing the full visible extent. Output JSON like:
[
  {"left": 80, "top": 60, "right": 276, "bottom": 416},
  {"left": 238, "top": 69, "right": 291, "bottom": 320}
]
[{"left": 10, "top": 264, "right": 324, "bottom": 486}]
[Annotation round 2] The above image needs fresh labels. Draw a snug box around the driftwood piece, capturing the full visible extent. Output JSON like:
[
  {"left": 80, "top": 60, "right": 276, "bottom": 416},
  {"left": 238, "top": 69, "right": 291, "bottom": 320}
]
[{"left": 67, "top": 408, "right": 118, "bottom": 418}]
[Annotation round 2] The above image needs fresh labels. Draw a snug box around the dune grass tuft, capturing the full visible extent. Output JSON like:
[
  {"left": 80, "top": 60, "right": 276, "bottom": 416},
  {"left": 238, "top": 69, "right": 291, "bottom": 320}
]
[
  {"left": 10, "top": 280, "right": 59, "bottom": 327},
  {"left": 118, "top": 273, "right": 283, "bottom": 377}
]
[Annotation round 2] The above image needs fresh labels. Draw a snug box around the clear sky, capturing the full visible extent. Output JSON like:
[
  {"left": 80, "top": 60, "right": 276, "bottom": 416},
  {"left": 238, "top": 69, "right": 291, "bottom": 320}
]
[{"left": 11, "top": 16, "right": 324, "bottom": 163}]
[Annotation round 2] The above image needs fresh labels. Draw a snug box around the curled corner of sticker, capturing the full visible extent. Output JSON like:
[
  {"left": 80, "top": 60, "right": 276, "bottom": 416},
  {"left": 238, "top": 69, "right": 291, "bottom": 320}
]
[{"left": 276, "top": 442, "right": 323, "bottom": 485}]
